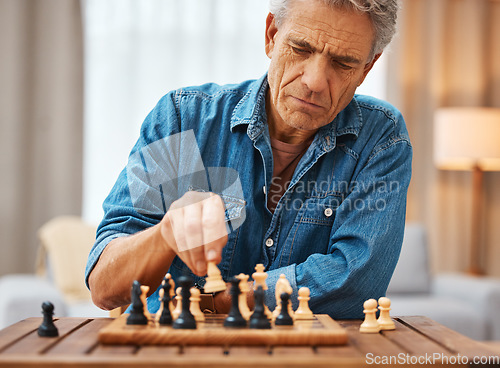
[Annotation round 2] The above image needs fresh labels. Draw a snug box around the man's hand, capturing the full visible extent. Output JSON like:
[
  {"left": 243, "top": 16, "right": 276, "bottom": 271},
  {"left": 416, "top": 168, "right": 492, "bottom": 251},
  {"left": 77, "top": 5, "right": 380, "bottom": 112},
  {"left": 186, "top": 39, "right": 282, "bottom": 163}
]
[{"left": 160, "top": 191, "right": 228, "bottom": 276}]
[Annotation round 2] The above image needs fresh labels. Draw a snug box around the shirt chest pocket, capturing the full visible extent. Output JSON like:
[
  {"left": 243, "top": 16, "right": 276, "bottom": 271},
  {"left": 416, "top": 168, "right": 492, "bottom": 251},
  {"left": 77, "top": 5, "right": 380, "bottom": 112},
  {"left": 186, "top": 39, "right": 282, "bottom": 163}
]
[
  {"left": 222, "top": 194, "right": 245, "bottom": 221},
  {"left": 296, "top": 193, "right": 343, "bottom": 226},
  {"left": 188, "top": 186, "right": 246, "bottom": 226},
  {"left": 276, "top": 193, "right": 343, "bottom": 267}
]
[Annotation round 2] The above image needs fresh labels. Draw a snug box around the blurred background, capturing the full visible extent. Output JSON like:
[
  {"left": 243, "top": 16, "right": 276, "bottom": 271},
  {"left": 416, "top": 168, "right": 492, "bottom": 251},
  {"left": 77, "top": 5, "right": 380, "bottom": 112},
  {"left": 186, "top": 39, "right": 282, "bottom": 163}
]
[{"left": 1, "top": 0, "right": 500, "bottom": 339}]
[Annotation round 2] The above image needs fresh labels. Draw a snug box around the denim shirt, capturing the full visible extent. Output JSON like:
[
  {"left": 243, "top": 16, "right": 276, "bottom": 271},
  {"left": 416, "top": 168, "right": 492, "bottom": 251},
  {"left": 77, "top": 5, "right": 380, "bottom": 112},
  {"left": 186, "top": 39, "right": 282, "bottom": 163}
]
[{"left": 85, "top": 74, "right": 412, "bottom": 319}]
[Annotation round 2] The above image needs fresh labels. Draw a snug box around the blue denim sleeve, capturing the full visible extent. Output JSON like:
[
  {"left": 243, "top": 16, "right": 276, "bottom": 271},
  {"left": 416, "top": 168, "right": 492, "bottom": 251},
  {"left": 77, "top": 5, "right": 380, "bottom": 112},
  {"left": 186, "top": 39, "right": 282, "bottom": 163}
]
[
  {"left": 85, "top": 92, "right": 180, "bottom": 288},
  {"left": 278, "top": 137, "right": 412, "bottom": 319}
]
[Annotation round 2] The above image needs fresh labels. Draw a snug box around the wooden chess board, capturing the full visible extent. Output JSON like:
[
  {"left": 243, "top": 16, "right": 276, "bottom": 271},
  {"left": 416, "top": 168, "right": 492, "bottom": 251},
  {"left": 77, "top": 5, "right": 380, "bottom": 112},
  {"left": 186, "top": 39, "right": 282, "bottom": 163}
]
[{"left": 98, "top": 314, "right": 348, "bottom": 346}]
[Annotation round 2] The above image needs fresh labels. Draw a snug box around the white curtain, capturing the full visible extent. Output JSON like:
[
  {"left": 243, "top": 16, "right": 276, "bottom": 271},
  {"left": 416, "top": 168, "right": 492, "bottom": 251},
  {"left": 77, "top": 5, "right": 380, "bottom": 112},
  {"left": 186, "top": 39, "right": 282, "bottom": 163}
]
[
  {"left": 82, "top": 0, "right": 270, "bottom": 223},
  {"left": 82, "top": 0, "right": 387, "bottom": 224},
  {"left": 0, "top": 0, "right": 84, "bottom": 276}
]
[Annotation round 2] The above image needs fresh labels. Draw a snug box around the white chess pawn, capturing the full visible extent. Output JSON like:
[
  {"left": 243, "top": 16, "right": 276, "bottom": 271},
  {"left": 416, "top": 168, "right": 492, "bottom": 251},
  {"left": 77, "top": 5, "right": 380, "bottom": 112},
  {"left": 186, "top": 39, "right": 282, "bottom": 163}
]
[
  {"left": 236, "top": 274, "right": 252, "bottom": 320},
  {"left": 155, "top": 287, "right": 165, "bottom": 323},
  {"left": 165, "top": 273, "right": 176, "bottom": 313},
  {"left": 377, "top": 297, "right": 395, "bottom": 330},
  {"left": 172, "top": 287, "right": 182, "bottom": 320},
  {"left": 203, "top": 261, "right": 227, "bottom": 293},
  {"left": 140, "top": 285, "right": 151, "bottom": 320},
  {"left": 294, "top": 287, "right": 314, "bottom": 320},
  {"left": 189, "top": 287, "right": 205, "bottom": 322},
  {"left": 359, "top": 298, "right": 380, "bottom": 333}
]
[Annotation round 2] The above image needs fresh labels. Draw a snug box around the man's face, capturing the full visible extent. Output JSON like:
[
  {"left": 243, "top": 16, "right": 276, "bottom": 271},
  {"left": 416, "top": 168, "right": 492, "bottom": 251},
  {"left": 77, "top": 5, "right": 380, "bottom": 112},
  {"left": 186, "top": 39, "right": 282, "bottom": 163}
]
[{"left": 265, "top": 0, "right": 379, "bottom": 140}]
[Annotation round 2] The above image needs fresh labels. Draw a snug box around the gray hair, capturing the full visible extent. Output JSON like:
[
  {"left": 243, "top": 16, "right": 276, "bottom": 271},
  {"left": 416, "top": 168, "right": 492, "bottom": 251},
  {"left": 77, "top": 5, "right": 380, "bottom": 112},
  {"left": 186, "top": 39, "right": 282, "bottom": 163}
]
[{"left": 268, "top": 0, "right": 399, "bottom": 60}]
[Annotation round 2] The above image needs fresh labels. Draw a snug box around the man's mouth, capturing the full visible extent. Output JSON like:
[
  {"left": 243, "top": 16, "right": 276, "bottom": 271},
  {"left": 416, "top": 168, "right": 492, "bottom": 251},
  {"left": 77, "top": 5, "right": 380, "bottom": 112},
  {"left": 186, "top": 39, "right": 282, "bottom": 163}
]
[{"left": 290, "top": 96, "right": 324, "bottom": 110}]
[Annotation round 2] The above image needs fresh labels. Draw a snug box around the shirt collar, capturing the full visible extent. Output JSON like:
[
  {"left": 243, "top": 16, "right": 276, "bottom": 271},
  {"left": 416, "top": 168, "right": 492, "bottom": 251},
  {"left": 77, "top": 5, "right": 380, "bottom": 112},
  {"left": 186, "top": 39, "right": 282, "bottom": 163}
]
[
  {"left": 318, "top": 95, "right": 364, "bottom": 152},
  {"left": 230, "top": 73, "right": 364, "bottom": 149},
  {"left": 230, "top": 74, "right": 268, "bottom": 138}
]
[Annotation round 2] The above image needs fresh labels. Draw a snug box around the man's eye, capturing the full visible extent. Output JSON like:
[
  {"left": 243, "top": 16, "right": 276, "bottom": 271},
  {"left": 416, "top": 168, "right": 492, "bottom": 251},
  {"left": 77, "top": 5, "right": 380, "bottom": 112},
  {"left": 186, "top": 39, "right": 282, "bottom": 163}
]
[
  {"left": 334, "top": 61, "right": 353, "bottom": 70},
  {"left": 291, "top": 46, "right": 308, "bottom": 55}
]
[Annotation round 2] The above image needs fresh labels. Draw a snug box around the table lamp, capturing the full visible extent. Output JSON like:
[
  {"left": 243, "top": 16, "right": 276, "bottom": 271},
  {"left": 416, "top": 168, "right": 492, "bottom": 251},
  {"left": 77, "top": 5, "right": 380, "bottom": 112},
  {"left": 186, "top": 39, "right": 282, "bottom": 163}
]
[{"left": 434, "top": 107, "right": 500, "bottom": 275}]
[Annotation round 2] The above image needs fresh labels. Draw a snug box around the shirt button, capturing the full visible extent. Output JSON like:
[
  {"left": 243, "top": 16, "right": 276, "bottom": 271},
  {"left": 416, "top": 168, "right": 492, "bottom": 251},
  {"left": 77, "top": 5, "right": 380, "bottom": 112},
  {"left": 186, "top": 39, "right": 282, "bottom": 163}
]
[
  {"left": 265, "top": 238, "right": 274, "bottom": 247},
  {"left": 263, "top": 186, "right": 266, "bottom": 194},
  {"left": 324, "top": 208, "right": 333, "bottom": 217}
]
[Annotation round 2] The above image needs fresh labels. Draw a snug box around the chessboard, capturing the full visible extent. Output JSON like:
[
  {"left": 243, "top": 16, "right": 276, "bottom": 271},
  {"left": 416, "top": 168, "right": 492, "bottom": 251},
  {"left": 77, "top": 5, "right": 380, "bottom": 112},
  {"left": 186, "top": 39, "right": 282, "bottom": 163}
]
[{"left": 98, "top": 313, "right": 348, "bottom": 346}]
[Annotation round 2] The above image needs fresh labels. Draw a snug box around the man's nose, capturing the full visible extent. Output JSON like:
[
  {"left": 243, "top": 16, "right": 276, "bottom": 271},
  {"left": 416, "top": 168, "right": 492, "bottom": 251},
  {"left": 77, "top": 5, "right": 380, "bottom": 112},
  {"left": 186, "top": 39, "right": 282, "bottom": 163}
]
[{"left": 301, "top": 56, "right": 329, "bottom": 93}]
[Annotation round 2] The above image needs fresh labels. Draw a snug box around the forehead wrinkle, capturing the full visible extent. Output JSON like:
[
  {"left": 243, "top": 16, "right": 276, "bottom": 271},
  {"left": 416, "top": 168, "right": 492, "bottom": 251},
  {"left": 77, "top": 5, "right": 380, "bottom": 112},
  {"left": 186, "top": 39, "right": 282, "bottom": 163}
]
[
  {"left": 282, "top": 4, "right": 374, "bottom": 60},
  {"left": 288, "top": 13, "right": 368, "bottom": 41}
]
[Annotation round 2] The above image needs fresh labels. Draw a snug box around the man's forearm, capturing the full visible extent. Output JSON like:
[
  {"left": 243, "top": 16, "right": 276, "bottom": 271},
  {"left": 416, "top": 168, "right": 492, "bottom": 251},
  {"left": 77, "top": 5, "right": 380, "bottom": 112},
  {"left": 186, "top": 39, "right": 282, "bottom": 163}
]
[{"left": 88, "top": 224, "right": 176, "bottom": 310}]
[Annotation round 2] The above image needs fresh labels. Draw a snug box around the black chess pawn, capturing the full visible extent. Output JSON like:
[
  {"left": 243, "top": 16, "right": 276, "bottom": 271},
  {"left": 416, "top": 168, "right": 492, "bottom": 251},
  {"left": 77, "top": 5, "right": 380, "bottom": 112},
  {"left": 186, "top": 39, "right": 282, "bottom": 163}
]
[
  {"left": 38, "top": 301, "right": 59, "bottom": 337},
  {"left": 275, "top": 292, "right": 294, "bottom": 326},
  {"left": 173, "top": 276, "right": 197, "bottom": 329},
  {"left": 127, "top": 280, "right": 149, "bottom": 325},
  {"left": 249, "top": 285, "right": 271, "bottom": 329},
  {"left": 224, "top": 277, "right": 247, "bottom": 328},
  {"left": 159, "top": 277, "right": 173, "bottom": 325}
]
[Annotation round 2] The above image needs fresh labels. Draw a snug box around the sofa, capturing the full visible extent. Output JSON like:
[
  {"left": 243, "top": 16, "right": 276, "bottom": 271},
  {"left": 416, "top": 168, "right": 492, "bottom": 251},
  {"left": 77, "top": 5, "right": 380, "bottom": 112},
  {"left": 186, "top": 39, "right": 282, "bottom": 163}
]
[
  {"left": 0, "top": 216, "right": 108, "bottom": 329},
  {"left": 387, "top": 223, "right": 500, "bottom": 341}
]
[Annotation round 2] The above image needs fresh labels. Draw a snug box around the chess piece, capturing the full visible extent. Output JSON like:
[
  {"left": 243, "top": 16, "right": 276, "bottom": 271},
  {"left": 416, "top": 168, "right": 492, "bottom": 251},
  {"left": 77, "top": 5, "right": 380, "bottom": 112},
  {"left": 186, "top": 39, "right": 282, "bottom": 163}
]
[
  {"left": 249, "top": 286, "right": 271, "bottom": 329},
  {"left": 189, "top": 287, "right": 205, "bottom": 322},
  {"left": 38, "top": 301, "right": 59, "bottom": 337},
  {"left": 172, "top": 287, "right": 182, "bottom": 320},
  {"left": 156, "top": 287, "right": 165, "bottom": 322},
  {"left": 359, "top": 298, "right": 380, "bottom": 333},
  {"left": 140, "top": 285, "right": 151, "bottom": 320},
  {"left": 165, "top": 273, "right": 176, "bottom": 313},
  {"left": 224, "top": 277, "right": 247, "bottom": 328},
  {"left": 252, "top": 264, "right": 272, "bottom": 319},
  {"left": 252, "top": 264, "right": 268, "bottom": 290},
  {"left": 155, "top": 277, "right": 167, "bottom": 322},
  {"left": 203, "top": 261, "right": 227, "bottom": 293},
  {"left": 377, "top": 297, "right": 395, "bottom": 330},
  {"left": 275, "top": 292, "right": 294, "bottom": 326},
  {"left": 294, "top": 287, "right": 314, "bottom": 320},
  {"left": 158, "top": 279, "right": 173, "bottom": 325},
  {"left": 127, "top": 280, "right": 149, "bottom": 325},
  {"left": 273, "top": 274, "right": 293, "bottom": 319},
  {"left": 236, "top": 273, "right": 251, "bottom": 320},
  {"left": 173, "top": 276, "right": 197, "bottom": 329}
]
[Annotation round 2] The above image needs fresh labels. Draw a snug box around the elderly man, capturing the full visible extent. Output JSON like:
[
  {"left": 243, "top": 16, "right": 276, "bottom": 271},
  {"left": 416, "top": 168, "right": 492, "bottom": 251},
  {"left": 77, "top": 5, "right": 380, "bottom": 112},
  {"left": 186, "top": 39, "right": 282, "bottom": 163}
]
[{"left": 86, "top": 0, "right": 411, "bottom": 319}]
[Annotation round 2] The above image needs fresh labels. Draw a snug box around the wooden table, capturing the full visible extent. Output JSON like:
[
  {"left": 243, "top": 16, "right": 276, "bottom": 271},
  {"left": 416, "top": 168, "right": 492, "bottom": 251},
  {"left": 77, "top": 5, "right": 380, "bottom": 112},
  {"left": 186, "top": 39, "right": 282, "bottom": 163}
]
[{"left": 0, "top": 316, "right": 498, "bottom": 367}]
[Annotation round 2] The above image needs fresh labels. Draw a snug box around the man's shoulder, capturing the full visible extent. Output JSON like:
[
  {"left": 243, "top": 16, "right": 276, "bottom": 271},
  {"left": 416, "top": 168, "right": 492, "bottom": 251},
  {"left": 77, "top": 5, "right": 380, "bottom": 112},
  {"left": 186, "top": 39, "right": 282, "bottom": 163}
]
[
  {"left": 173, "top": 78, "right": 262, "bottom": 101},
  {"left": 353, "top": 94, "right": 403, "bottom": 121},
  {"left": 352, "top": 94, "right": 408, "bottom": 139}
]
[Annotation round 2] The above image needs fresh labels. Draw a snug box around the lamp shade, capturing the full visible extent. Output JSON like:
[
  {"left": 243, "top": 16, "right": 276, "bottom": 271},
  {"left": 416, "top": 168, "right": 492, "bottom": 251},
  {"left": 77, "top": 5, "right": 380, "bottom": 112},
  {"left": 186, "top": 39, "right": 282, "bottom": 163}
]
[{"left": 434, "top": 107, "right": 500, "bottom": 171}]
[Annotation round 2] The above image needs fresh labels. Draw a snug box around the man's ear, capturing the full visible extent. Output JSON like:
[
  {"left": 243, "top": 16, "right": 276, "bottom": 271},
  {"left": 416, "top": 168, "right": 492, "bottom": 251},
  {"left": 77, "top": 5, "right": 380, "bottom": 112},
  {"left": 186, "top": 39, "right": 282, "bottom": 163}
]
[
  {"left": 359, "top": 53, "right": 382, "bottom": 86},
  {"left": 265, "top": 13, "right": 279, "bottom": 59}
]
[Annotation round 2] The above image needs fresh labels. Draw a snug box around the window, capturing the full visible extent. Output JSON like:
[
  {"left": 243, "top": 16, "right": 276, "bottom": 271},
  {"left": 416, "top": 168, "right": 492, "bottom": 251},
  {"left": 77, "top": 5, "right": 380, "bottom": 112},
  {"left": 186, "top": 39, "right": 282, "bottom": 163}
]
[{"left": 82, "top": 0, "right": 388, "bottom": 223}]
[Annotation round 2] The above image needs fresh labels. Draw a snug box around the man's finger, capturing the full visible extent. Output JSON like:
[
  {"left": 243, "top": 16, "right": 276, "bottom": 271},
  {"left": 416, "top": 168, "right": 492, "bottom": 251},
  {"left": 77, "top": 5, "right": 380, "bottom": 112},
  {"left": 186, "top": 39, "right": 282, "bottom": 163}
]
[
  {"left": 182, "top": 201, "right": 204, "bottom": 251},
  {"left": 202, "top": 194, "right": 228, "bottom": 263},
  {"left": 182, "top": 201, "right": 207, "bottom": 275}
]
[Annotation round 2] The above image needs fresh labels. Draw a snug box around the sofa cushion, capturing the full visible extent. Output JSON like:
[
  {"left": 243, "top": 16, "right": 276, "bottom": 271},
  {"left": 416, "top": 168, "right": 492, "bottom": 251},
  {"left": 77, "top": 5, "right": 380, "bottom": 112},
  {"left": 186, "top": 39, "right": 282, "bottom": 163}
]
[
  {"left": 387, "top": 223, "right": 431, "bottom": 294},
  {"left": 0, "top": 274, "right": 67, "bottom": 329}
]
